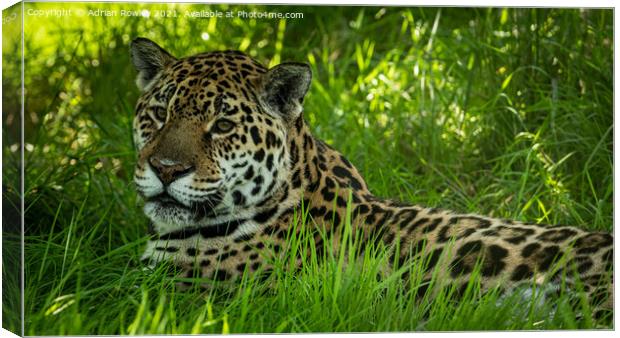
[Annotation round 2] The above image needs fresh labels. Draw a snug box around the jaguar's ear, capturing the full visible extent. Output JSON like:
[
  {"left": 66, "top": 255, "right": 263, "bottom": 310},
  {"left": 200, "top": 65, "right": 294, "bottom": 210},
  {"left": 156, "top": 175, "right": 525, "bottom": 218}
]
[
  {"left": 130, "top": 37, "right": 176, "bottom": 92},
  {"left": 260, "top": 62, "right": 312, "bottom": 121}
]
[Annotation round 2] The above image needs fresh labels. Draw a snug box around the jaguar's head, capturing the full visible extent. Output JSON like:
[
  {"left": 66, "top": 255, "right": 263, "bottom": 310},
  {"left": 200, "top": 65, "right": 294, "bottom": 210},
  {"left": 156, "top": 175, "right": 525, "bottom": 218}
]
[{"left": 130, "top": 38, "right": 312, "bottom": 233}]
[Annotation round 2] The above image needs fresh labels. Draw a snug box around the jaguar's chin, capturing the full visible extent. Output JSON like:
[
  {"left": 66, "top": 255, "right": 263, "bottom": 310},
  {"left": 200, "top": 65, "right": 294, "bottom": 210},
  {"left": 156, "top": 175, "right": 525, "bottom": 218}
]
[{"left": 144, "top": 200, "right": 196, "bottom": 232}]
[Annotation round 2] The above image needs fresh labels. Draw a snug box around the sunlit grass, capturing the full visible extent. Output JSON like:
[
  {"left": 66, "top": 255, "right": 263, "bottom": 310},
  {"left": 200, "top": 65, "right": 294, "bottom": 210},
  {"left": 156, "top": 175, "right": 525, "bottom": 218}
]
[{"left": 1, "top": 4, "right": 613, "bottom": 334}]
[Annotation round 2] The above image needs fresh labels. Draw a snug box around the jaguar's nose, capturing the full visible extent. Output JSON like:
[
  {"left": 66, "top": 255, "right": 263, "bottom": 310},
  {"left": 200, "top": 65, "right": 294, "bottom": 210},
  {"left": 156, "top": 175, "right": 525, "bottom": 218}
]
[{"left": 149, "top": 156, "right": 195, "bottom": 186}]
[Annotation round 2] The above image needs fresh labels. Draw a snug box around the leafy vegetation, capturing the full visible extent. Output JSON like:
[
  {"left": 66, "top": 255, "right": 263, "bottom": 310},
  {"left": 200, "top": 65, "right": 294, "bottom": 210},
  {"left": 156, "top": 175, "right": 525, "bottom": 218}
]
[{"left": 2, "top": 3, "right": 613, "bottom": 334}]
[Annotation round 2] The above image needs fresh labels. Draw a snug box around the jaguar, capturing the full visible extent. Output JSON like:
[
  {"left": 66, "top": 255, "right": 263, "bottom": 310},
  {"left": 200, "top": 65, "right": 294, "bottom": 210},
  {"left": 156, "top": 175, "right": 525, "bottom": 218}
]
[{"left": 130, "top": 37, "right": 613, "bottom": 318}]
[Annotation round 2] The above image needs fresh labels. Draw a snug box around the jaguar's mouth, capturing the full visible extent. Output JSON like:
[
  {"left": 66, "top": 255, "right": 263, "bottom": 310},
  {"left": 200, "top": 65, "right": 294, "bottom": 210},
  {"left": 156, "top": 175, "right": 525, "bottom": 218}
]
[
  {"left": 145, "top": 191, "right": 225, "bottom": 223},
  {"left": 147, "top": 192, "right": 188, "bottom": 209}
]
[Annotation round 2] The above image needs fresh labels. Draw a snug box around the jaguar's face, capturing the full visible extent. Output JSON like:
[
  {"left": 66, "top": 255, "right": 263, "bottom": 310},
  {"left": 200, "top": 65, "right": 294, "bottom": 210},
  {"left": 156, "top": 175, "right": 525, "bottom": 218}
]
[{"left": 130, "top": 38, "right": 311, "bottom": 232}]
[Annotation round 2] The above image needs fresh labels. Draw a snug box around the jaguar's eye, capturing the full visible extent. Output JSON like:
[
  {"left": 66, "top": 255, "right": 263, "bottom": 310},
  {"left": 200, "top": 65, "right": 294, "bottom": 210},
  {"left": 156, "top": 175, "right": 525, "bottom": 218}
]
[
  {"left": 154, "top": 107, "right": 167, "bottom": 121},
  {"left": 213, "top": 119, "right": 234, "bottom": 133}
]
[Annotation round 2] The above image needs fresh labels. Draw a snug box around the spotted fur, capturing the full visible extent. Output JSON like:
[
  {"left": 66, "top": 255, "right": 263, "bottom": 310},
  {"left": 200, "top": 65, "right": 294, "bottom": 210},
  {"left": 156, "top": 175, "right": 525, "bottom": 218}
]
[{"left": 130, "top": 38, "right": 613, "bottom": 317}]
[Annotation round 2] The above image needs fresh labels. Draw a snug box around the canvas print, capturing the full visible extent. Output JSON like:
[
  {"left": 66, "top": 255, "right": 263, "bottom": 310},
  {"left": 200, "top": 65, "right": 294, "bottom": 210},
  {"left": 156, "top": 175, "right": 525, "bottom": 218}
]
[{"left": 1, "top": 1, "right": 614, "bottom": 335}]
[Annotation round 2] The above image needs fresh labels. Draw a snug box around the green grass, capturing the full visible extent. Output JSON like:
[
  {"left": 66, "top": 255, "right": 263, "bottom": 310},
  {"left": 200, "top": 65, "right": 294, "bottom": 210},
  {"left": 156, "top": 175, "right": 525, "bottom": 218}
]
[{"left": 2, "top": 4, "right": 613, "bottom": 334}]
